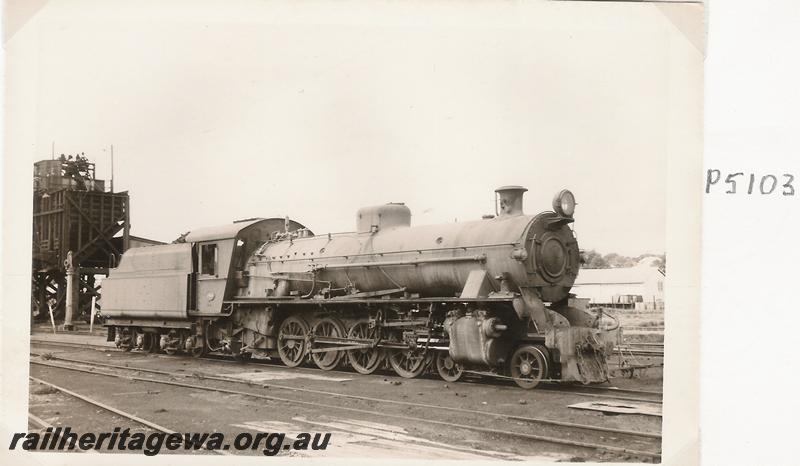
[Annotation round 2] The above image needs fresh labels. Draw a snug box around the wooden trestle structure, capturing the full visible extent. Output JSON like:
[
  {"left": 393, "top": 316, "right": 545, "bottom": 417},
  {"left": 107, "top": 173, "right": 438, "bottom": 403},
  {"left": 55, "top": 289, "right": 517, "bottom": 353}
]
[{"left": 32, "top": 156, "right": 130, "bottom": 323}]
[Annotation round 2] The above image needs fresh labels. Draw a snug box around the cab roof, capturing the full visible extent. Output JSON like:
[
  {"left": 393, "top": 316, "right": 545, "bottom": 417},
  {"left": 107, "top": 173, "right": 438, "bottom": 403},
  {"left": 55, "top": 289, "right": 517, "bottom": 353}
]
[{"left": 184, "top": 218, "right": 265, "bottom": 243}]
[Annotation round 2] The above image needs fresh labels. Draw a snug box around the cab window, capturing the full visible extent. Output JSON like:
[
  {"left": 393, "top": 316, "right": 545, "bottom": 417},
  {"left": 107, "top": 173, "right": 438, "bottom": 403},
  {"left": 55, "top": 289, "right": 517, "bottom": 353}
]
[{"left": 200, "top": 244, "right": 218, "bottom": 275}]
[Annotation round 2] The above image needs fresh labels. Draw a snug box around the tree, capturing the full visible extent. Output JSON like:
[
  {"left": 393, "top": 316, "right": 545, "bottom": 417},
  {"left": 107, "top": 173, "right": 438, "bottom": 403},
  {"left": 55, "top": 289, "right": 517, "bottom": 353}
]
[
  {"left": 602, "top": 253, "right": 633, "bottom": 268},
  {"left": 580, "top": 250, "right": 666, "bottom": 270},
  {"left": 655, "top": 255, "right": 666, "bottom": 274},
  {"left": 581, "top": 249, "right": 609, "bottom": 268}
]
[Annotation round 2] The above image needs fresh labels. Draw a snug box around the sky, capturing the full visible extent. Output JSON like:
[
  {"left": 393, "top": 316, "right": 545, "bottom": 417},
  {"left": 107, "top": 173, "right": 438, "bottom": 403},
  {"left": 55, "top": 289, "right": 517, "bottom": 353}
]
[{"left": 4, "top": 0, "right": 701, "bottom": 256}]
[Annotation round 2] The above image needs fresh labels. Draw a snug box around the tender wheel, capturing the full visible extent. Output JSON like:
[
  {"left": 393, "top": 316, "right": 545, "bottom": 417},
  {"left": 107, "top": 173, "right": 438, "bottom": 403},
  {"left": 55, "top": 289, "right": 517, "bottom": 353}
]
[
  {"left": 311, "top": 317, "right": 346, "bottom": 370},
  {"left": 119, "top": 328, "right": 134, "bottom": 352},
  {"left": 163, "top": 331, "right": 181, "bottom": 356},
  {"left": 148, "top": 334, "right": 163, "bottom": 353},
  {"left": 435, "top": 352, "right": 463, "bottom": 382},
  {"left": 388, "top": 347, "right": 429, "bottom": 378},
  {"left": 277, "top": 316, "right": 309, "bottom": 367},
  {"left": 185, "top": 335, "right": 207, "bottom": 358},
  {"left": 508, "top": 344, "right": 549, "bottom": 389},
  {"left": 141, "top": 333, "right": 156, "bottom": 353},
  {"left": 135, "top": 332, "right": 145, "bottom": 351},
  {"left": 346, "top": 320, "right": 384, "bottom": 375}
]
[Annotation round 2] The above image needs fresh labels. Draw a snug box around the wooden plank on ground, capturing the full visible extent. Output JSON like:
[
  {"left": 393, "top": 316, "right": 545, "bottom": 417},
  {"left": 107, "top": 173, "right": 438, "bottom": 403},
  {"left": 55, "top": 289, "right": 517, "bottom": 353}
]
[{"left": 568, "top": 400, "right": 662, "bottom": 417}]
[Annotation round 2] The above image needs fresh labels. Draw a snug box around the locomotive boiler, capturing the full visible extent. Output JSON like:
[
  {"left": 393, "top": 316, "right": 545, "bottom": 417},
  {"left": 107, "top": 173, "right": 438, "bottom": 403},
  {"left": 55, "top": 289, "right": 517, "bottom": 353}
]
[{"left": 102, "top": 186, "right": 613, "bottom": 388}]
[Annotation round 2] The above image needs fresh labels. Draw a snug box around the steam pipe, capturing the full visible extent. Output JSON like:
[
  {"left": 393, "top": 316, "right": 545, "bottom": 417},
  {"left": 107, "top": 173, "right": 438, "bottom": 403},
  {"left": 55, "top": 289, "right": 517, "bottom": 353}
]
[{"left": 312, "top": 254, "right": 487, "bottom": 271}]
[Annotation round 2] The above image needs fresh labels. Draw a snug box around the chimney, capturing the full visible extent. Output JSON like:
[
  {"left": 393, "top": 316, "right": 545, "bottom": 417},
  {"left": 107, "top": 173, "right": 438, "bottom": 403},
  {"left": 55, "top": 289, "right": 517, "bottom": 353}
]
[{"left": 495, "top": 186, "right": 527, "bottom": 217}]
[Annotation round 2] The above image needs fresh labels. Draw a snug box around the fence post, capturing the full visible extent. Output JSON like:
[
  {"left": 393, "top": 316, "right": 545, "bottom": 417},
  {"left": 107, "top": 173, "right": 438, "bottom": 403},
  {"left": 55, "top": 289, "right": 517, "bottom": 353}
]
[
  {"left": 89, "top": 296, "right": 97, "bottom": 333},
  {"left": 48, "top": 303, "right": 57, "bottom": 334}
]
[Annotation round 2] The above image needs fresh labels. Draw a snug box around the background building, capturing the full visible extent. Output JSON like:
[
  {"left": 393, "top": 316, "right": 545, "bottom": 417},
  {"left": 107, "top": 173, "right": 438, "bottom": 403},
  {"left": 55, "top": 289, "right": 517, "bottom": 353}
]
[{"left": 572, "top": 258, "right": 665, "bottom": 310}]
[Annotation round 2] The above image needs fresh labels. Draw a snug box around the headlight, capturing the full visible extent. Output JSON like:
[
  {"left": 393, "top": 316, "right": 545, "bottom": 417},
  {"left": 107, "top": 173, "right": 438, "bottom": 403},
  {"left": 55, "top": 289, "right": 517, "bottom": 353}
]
[{"left": 552, "top": 189, "right": 576, "bottom": 217}]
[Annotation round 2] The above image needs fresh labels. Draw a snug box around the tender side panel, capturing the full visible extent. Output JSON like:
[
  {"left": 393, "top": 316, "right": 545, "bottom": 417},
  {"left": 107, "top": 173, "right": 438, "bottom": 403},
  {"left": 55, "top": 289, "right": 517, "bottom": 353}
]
[{"left": 102, "top": 243, "right": 193, "bottom": 319}]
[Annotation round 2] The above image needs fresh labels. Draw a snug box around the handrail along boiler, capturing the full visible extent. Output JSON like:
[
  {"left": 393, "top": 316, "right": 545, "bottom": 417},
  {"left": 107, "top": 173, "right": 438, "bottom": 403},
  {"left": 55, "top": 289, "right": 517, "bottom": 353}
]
[{"left": 102, "top": 186, "right": 613, "bottom": 388}]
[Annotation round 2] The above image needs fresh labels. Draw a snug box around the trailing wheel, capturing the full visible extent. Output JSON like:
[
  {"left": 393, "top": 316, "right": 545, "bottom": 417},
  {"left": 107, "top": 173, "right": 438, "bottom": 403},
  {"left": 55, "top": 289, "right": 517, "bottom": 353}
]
[
  {"left": 346, "top": 320, "right": 384, "bottom": 375},
  {"left": 311, "top": 317, "right": 346, "bottom": 370},
  {"left": 435, "top": 352, "right": 463, "bottom": 382},
  {"left": 388, "top": 347, "right": 429, "bottom": 378},
  {"left": 508, "top": 344, "right": 549, "bottom": 389},
  {"left": 277, "top": 315, "right": 309, "bottom": 367}
]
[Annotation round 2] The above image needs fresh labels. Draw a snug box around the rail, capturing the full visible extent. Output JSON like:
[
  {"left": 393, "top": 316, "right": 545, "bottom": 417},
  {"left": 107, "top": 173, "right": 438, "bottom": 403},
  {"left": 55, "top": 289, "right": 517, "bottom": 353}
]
[{"left": 29, "top": 375, "right": 229, "bottom": 455}]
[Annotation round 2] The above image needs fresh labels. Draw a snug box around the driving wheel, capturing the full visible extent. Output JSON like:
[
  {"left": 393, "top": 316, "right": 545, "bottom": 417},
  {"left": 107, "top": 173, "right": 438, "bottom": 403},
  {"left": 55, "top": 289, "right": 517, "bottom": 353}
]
[
  {"left": 277, "top": 315, "right": 309, "bottom": 367},
  {"left": 311, "top": 317, "right": 347, "bottom": 370},
  {"left": 388, "top": 347, "right": 429, "bottom": 378},
  {"left": 347, "top": 320, "right": 384, "bottom": 375}
]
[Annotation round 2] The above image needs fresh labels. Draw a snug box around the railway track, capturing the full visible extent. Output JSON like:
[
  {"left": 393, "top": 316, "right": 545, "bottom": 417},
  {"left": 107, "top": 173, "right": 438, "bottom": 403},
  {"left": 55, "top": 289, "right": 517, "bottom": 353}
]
[
  {"left": 30, "top": 351, "right": 663, "bottom": 431},
  {"left": 26, "top": 405, "right": 96, "bottom": 455},
  {"left": 28, "top": 376, "right": 229, "bottom": 455},
  {"left": 30, "top": 366, "right": 517, "bottom": 460},
  {"left": 30, "top": 338, "right": 663, "bottom": 403},
  {"left": 30, "top": 357, "right": 661, "bottom": 459}
]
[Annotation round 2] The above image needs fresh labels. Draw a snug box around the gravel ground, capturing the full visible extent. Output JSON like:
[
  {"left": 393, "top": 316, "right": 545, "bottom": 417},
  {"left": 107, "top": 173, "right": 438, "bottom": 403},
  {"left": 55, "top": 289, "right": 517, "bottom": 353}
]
[{"left": 26, "top": 329, "right": 663, "bottom": 461}]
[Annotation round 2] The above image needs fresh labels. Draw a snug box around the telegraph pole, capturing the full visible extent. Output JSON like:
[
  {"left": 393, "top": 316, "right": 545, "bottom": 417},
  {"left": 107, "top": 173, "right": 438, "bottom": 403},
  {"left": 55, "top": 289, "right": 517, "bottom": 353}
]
[{"left": 110, "top": 144, "right": 114, "bottom": 192}]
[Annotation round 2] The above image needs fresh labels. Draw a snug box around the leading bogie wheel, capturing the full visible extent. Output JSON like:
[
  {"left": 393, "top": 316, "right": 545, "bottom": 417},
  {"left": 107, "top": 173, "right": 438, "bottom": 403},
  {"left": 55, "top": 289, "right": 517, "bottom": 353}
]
[
  {"left": 346, "top": 320, "right": 384, "bottom": 375},
  {"left": 277, "top": 315, "right": 309, "bottom": 367},
  {"left": 508, "top": 344, "right": 549, "bottom": 389},
  {"left": 435, "top": 352, "right": 463, "bottom": 382},
  {"left": 311, "top": 317, "right": 346, "bottom": 370}
]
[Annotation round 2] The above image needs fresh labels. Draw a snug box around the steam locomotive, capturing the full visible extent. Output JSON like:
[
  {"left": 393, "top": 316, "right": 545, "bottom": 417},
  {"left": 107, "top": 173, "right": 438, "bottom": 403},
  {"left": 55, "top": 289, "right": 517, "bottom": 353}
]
[{"left": 103, "top": 186, "right": 613, "bottom": 388}]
